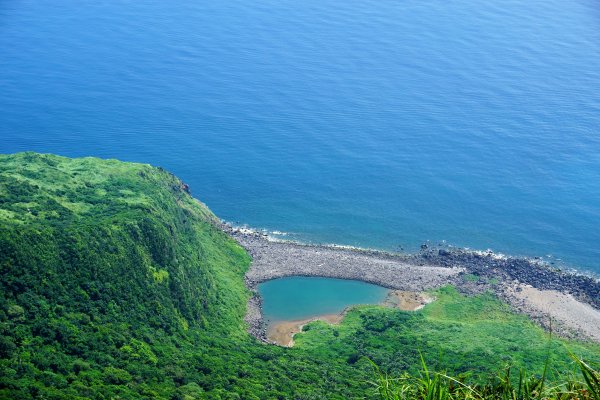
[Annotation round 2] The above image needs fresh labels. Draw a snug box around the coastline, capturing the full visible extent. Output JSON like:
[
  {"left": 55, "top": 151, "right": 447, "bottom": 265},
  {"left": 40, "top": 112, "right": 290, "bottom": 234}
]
[{"left": 221, "top": 223, "right": 600, "bottom": 344}]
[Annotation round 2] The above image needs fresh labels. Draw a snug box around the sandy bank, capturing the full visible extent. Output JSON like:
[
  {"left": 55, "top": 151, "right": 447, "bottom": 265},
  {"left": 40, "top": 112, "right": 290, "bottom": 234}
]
[
  {"left": 267, "top": 314, "right": 344, "bottom": 347},
  {"left": 504, "top": 284, "right": 600, "bottom": 342},
  {"left": 268, "top": 290, "right": 433, "bottom": 346}
]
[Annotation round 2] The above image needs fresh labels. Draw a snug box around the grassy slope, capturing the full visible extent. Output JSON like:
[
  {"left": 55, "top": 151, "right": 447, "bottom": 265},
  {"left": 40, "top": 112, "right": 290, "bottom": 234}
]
[
  {"left": 0, "top": 152, "right": 250, "bottom": 332},
  {"left": 0, "top": 153, "right": 254, "bottom": 398},
  {"left": 296, "top": 286, "right": 599, "bottom": 381},
  {"left": 0, "top": 152, "right": 598, "bottom": 400}
]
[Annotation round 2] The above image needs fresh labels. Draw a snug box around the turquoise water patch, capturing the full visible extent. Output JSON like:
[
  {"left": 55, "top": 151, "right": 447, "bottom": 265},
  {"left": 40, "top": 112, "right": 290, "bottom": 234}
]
[{"left": 258, "top": 277, "right": 389, "bottom": 323}]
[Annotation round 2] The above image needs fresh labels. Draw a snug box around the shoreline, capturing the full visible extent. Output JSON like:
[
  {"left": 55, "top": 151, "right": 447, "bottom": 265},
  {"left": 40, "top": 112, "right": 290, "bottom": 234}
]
[
  {"left": 267, "top": 313, "right": 345, "bottom": 347},
  {"left": 266, "top": 291, "right": 434, "bottom": 347},
  {"left": 221, "top": 223, "right": 600, "bottom": 344}
]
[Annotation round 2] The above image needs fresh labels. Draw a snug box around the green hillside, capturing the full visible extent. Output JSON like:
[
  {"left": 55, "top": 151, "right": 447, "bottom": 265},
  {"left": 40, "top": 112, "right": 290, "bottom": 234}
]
[{"left": 0, "top": 153, "right": 598, "bottom": 399}]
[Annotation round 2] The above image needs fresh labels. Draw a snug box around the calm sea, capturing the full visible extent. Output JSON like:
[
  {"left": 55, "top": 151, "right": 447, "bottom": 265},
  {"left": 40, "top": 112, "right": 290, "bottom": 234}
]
[{"left": 1, "top": 0, "right": 600, "bottom": 273}]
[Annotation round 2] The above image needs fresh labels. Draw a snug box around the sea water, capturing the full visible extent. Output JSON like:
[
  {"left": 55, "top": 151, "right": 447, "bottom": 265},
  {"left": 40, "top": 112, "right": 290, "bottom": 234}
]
[
  {"left": 258, "top": 277, "right": 389, "bottom": 323},
  {"left": 1, "top": 0, "right": 600, "bottom": 273}
]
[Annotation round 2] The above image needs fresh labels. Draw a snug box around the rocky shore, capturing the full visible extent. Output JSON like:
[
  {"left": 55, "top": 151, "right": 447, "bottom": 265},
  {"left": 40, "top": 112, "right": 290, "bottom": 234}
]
[
  {"left": 420, "top": 247, "right": 600, "bottom": 309},
  {"left": 421, "top": 247, "right": 600, "bottom": 341},
  {"left": 222, "top": 224, "right": 600, "bottom": 344}
]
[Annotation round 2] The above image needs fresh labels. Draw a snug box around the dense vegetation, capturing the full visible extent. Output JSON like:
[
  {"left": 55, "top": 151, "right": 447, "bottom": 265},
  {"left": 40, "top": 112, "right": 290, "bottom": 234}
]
[{"left": 1, "top": 152, "right": 599, "bottom": 399}]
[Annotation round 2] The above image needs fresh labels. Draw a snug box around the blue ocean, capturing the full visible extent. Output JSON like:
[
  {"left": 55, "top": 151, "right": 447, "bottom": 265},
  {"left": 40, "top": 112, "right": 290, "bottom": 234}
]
[{"left": 1, "top": 0, "right": 600, "bottom": 273}]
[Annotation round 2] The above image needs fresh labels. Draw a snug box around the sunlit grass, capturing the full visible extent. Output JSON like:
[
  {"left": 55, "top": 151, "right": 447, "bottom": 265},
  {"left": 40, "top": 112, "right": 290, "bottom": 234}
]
[{"left": 371, "top": 353, "right": 600, "bottom": 399}]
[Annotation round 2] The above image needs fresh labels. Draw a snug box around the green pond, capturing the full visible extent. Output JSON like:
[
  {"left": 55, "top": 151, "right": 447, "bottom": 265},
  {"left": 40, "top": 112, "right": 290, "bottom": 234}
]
[{"left": 258, "top": 276, "right": 390, "bottom": 323}]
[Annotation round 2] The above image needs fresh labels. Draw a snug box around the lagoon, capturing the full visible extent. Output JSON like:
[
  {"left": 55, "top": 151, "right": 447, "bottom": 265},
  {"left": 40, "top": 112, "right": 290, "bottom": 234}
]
[{"left": 258, "top": 276, "right": 389, "bottom": 325}]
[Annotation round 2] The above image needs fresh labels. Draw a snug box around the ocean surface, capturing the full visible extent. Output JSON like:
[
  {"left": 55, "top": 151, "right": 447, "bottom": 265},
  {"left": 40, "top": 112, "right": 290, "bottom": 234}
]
[
  {"left": 258, "top": 277, "right": 389, "bottom": 323},
  {"left": 1, "top": 0, "right": 600, "bottom": 273}
]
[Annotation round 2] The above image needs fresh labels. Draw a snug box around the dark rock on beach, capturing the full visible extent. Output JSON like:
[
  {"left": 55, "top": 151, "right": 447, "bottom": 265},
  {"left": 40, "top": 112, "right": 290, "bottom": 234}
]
[{"left": 420, "top": 247, "right": 600, "bottom": 309}]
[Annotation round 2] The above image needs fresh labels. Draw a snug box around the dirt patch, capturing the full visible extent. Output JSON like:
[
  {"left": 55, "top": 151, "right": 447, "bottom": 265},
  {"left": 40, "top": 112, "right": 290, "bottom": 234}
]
[
  {"left": 383, "top": 290, "right": 435, "bottom": 311},
  {"left": 267, "top": 314, "right": 344, "bottom": 347}
]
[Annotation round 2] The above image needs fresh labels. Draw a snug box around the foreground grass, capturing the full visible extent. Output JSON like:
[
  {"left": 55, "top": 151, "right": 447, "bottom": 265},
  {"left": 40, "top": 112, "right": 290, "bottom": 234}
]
[{"left": 372, "top": 354, "right": 600, "bottom": 399}]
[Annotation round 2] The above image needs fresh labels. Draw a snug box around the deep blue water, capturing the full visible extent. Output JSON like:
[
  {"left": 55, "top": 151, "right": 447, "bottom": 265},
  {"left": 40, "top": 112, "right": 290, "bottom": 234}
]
[
  {"left": 258, "top": 277, "right": 389, "bottom": 323},
  {"left": 1, "top": 1, "right": 600, "bottom": 273}
]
